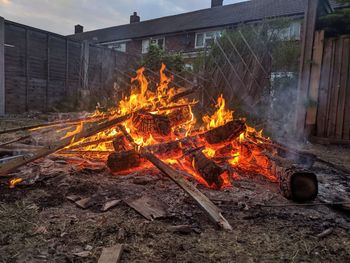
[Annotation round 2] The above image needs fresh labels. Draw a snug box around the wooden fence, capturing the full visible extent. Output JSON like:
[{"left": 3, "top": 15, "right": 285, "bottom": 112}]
[
  {"left": 307, "top": 32, "right": 350, "bottom": 142},
  {"left": 0, "top": 18, "right": 131, "bottom": 115}
]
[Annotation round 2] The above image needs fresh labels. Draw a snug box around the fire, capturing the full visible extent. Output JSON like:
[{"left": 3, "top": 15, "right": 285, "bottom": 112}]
[
  {"left": 9, "top": 178, "right": 23, "bottom": 188},
  {"left": 55, "top": 64, "right": 276, "bottom": 190},
  {"left": 202, "top": 94, "right": 233, "bottom": 130}
]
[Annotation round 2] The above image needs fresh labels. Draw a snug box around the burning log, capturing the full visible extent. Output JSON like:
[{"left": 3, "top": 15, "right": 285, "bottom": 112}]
[
  {"left": 238, "top": 142, "right": 318, "bottom": 203},
  {"left": 117, "top": 124, "right": 233, "bottom": 231},
  {"left": 201, "top": 120, "right": 246, "bottom": 144},
  {"left": 0, "top": 114, "right": 132, "bottom": 176},
  {"left": 0, "top": 115, "right": 106, "bottom": 135},
  {"left": 107, "top": 150, "right": 145, "bottom": 173},
  {"left": 168, "top": 106, "right": 193, "bottom": 127},
  {"left": 132, "top": 111, "right": 171, "bottom": 137},
  {"left": 107, "top": 120, "right": 245, "bottom": 174},
  {"left": 169, "top": 86, "right": 198, "bottom": 103},
  {"left": 67, "top": 137, "right": 114, "bottom": 150},
  {"left": 187, "top": 149, "right": 225, "bottom": 189},
  {"left": 112, "top": 134, "right": 129, "bottom": 152}
]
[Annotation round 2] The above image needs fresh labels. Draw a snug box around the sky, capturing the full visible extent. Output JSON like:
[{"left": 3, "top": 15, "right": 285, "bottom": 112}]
[{"left": 0, "top": 0, "right": 245, "bottom": 35}]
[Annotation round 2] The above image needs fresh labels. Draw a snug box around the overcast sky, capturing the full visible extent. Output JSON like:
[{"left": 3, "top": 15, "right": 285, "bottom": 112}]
[{"left": 0, "top": 0, "right": 245, "bottom": 35}]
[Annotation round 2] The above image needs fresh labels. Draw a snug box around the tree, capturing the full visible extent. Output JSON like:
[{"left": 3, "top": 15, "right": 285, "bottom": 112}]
[
  {"left": 318, "top": 0, "right": 350, "bottom": 35},
  {"left": 140, "top": 45, "right": 185, "bottom": 73}
]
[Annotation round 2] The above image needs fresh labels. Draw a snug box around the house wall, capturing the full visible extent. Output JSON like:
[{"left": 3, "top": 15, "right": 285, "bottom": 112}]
[
  {"left": 123, "top": 32, "right": 199, "bottom": 56},
  {"left": 126, "top": 40, "right": 142, "bottom": 55},
  {"left": 165, "top": 32, "right": 196, "bottom": 53}
]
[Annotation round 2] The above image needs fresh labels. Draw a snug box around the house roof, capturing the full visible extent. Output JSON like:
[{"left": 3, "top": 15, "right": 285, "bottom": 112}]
[{"left": 68, "top": 0, "right": 320, "bottom": 43}]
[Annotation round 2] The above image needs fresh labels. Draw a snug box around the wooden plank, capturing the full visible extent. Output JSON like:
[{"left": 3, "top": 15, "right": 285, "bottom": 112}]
[
  {"left": 316, "top": 38, "right": 334, "bottom": 137},
  {"left": 46, "top": 34, "right": 50, "bottom": 111},
  {"left": 117, "top": 124, "right": 233, "bottom": 231},
  {"left": 306, "top": 31, "right": 325, "bottom": 133},
  {"left": 125, "top": 196, "right": 167, "bottom": 221},
  {"left": 327, "top": 38, "right": 343, "bottom": 138},
  {"left": 295, "top": 0, "right": 319, "bottom": 139},
  {"left": 98, "top": 245, "right": 123, "bottom": 263},
  {"left": 343, "top": 38, "right": 350, "bottom": 140},
  {"left": 335, "top": 37, "right": 350, "bottom": 139},
  {"left": 0, "top": 113, "right": 131, "bottom": 176},
  {"left": 335, "top": 38, "right": 350, "bottom": 139},
  {"left": 82, "top": 40, "right": 89, "bottom": 90},
  {"left": 65, "top": 39, "right": 68, "bottom": 96},
  {"left": 0, "top": 17, "right": 5, "bottom": 116},
  {"left": 324, "top": 39, "right": 337, "bottom": 137}
]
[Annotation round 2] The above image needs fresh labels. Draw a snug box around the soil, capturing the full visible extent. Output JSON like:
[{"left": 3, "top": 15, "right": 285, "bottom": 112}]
[{"left": 0, "top": 116, "right": 349, "bottom": 263}]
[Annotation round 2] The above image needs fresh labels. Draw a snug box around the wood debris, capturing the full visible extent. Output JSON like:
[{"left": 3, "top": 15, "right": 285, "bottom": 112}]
[
  {"left": 125, "top": 196, "right": 167, "bottom": 220},
  {"left": 101, "top": 199, "right": 121, "bottom": 212},
  {"left": 98, "top": 244, "right": 124, "bottom": 263}
]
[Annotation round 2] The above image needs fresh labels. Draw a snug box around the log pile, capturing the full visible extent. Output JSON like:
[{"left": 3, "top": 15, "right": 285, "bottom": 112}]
[{"left": 0, "top": 65, "right": 322, "bottom": 231}]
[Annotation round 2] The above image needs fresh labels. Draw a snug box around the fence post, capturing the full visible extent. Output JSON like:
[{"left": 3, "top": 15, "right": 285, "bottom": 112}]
[
  {"left": 295, "top": 0, "right": 319, "bottom": 140},
  {"left": 82, "top": 40, "right": 89, "bottom": 90},
  {"left": 0, "top": 17, "right": 5, "bottom": 116}
]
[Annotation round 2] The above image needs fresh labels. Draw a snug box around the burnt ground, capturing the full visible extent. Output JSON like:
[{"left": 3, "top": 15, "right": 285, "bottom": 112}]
[{"left": 0, "top": 117, "right": 350, "bottom": 263}]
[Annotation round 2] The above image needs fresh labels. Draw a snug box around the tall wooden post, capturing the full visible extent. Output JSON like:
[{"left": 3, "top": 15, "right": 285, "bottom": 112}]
[
  {"left": 295, "top": 0, "right": 320, "bottom": 140},
  {"left": 82, "top": 40, "right": 89, "bottom": 90},
  {"left": 0, "top": 17, "right": 5, "bottom": 116}
]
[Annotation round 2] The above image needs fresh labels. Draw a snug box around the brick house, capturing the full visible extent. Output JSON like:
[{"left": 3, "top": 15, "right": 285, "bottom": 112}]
[{"left": 69, "top": 0, "right": 339, "bottom": 61}]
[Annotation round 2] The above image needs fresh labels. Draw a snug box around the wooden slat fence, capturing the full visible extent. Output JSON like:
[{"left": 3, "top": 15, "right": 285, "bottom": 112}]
[
  {"left": 312, "top": 34, "right": 350, "bottom": 142},
  {"left": 1, "top": 19, "right": 132, "bottom": 114}
]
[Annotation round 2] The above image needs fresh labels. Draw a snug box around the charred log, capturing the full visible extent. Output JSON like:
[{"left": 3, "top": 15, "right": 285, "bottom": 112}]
[
  {"left": 112, "top": 135, "right": 129, "bottom": 152},
  {"left": 132, "top": 111, "right": 171, "bottom": 137},
  {"left": 201, "top": 120, "right": 246, "bottom": 144},
  {"left": 107, "top": 150, "right": 144, "bottom": 173},
  {"left": 188, "top": 149, "right": 225, "bottom": 189},
  {"left": 107, "top": 120, "right": 245, "bottom": 174},
  {"left": 275, "top": 165, "right": 318, "bottom": 203},
  {"left": 168, "top": 106, "right": 192, "bottom": 127}
]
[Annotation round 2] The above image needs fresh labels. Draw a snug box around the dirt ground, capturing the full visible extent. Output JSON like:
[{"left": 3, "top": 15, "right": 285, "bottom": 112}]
[{"left": 0, "top": 116, "right": 349, "bottom": 263}]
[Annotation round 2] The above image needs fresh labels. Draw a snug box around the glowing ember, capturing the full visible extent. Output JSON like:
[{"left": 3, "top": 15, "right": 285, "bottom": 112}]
[{"left": 9, "top": 178, "right": 23, "bottom": 188}]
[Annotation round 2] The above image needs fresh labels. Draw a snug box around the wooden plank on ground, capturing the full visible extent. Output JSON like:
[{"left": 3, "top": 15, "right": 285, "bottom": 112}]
[
  {"left": 125, "top": 196, "right": 167, "bottom": 221},
  {"left": 306, "top": 31, "right": 325, "bottom": 132},
  {"left": 327, "top": 38, "right": 343, "bottom": 138},
  {"left": 98, "top": 244, "right": 123, "bottom": 263},
  {"left": 335, "top": 37, "right": 350, "bottom": 139},
  {"left": 316, "top": 38, "right": 333, "bottom": 137}
]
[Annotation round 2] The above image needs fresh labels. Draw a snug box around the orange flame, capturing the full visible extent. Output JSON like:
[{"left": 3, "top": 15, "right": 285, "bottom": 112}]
[
  {"left": 57, "top": 64, "right": 277, "bottom": 190},
  {"left": 9, "top": 178, "right": 23, "bottom": 188}
]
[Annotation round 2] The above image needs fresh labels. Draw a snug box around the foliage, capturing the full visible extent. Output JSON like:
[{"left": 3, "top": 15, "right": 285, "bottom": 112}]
[
  {"left": 318, "top": 0, "right": 350, "bottom": 35},
  {"left": 140, "top": 45, "right": 185, "bottom": 73},
  {"left": 194, "top": 18, "right": 302, "bottom": 139}
]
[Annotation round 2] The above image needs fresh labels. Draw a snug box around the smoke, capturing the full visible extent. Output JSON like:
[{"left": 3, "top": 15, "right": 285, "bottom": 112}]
[{"left": 267, "top": 72, "right": 299, "bottom": 144}]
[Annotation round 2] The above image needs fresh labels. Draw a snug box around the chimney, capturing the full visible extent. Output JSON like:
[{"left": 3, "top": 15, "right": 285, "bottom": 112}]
[
  {"left": 130, "top": 12, "right": 140, "bottom": 24},
  {"left": 75, "top": 24, "right": 84, "bottom": 34},
  {"left": 211, "top": 0, "right": 223, "bottom": 7}
]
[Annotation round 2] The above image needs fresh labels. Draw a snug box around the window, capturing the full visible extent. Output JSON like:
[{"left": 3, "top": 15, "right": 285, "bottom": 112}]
[
  {"left": 142, "top": 37, "right": 165, "bottom": 54},
  {"left": 268, "top": 22, "right": 301, "bottom": 41},
  {"left": 101, "top": 41, "right": 126, "bottom": 52},
  {"left": 195, "top": 31, "right": 222, "bottom": 48}
]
